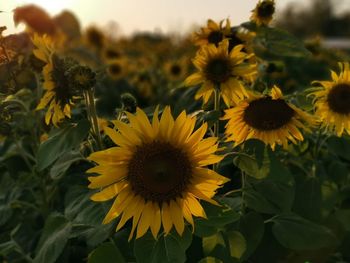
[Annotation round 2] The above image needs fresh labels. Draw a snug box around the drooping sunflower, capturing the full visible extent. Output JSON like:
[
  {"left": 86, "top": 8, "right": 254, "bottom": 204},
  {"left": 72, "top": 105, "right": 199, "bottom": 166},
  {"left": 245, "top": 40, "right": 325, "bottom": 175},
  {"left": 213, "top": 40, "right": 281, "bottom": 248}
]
[
  {"left": 185, "top": 39, "right": 257, "bottom": 106},
  {"left": 310, "top": 62, "right": 350, "bottom": 136},
  {"left": 87, "top": 107, "right": 228, "bottom": 240},
  {"left": 33, "top": 34, "right": 80, "bottom": 126},
  {"left": 250, "top": 0, "right": 275, "bottom": 26},
  {"left": 84, "top": 26, "right": 105, "bottom": 51},
  {"left": 192, "top": 19, "right": 231, "bottom": 46},
  {"left": 222, "top": 86, "right": 314, "bottom": 150}
]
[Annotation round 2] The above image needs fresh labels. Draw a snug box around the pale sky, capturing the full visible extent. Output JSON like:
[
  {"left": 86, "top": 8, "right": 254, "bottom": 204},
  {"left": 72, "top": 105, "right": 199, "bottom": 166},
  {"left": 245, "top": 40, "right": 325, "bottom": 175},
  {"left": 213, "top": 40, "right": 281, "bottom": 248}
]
[{"left": 0, "top": 0, "right": 349, "bottom": 36}]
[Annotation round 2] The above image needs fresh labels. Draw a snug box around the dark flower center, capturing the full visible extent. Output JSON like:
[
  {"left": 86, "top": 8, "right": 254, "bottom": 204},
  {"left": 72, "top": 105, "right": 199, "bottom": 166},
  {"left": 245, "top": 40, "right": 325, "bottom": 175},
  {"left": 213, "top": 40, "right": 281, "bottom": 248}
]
[
  {"left": 109, "top": 64, "right": 122, "bottom": 75},
  {"left": 243, "top": 97, "right": 295, "bottom": 130},
  {"left": 105, "top": 49, "right": 120, "bottom": 59},
  {"left": 257, "top": 1, "right": 275, "bottom": 18},
  {"left": 170, "top": 64, "right": 181, "bottom": 76},
  {"left": 51, "top": 56, "right": 78, "bottom": 107},
  {"left": 87, "top": 29, "right": 104, "bottom": 49},
  {"left": 208, "top": 30, "right": 224, "bottom": 46},
  {"left": 204, "top": 57, "right": 232, "bottom": 83},
  {"left": 128, "top": 141, "right": 193, "bottom": 203},
  {"left": 327, "top": 83, "right": 350, "bottom": 114},
  {"left": 228, "top": 33, "right": 244, "bottom": 53}
]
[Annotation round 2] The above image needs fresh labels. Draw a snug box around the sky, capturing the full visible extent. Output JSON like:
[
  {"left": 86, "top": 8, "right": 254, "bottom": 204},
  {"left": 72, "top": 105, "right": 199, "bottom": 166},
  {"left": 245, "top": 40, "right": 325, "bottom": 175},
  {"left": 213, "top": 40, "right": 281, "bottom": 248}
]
[{"left": 0, "top": 0, "right": 349, "bottom": 36}]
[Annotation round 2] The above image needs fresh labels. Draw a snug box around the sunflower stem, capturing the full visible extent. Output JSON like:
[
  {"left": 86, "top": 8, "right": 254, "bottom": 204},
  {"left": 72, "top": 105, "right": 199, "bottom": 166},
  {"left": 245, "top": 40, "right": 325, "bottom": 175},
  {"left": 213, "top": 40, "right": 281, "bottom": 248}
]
[
  {"left": 240, "top": 171, "right": 246, "bottom": 214},
  {"left": 85, "top": 89, "right": 102, "bottom": 151},
  {"left": 213, "top": 88, "right": 221, "bottom": 171}
]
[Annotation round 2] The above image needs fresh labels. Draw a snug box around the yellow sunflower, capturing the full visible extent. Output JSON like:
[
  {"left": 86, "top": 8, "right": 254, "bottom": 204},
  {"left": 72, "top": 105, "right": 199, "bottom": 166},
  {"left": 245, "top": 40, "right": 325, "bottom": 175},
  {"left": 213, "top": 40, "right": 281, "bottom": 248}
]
[
  {"left": 193, "top": 19, "right": 231, "bottom": 46},
  {"left": 185, "top": 39, "right": 257, "bottom": 106},
  {"left": 222, "top": 86, "right": 314, "bottom": 150},
  {"left": 33, "top": 34, "right": 79, "bottom": 126},
  {"left": 163, "top": 57, "right": 188, "bottom": 82},
  {"left": 87, "top": 106, "right": 228, "bottom": 240},
  {"left": 106, "top": 58, "right": 130, "bottom": 80},
  {"left": 310, "top": 62, "right": 350, "bottom": 136},
  {"left": 250, "top": 0, "right": 275, "bottom": 26}
]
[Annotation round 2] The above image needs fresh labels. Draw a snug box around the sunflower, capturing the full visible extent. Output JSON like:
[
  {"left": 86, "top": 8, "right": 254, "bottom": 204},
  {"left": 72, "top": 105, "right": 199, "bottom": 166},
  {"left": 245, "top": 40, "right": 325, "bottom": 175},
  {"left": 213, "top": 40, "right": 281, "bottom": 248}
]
[
  {"left": 33, "top": 34, "right": 80, "bottom": 126},
  {"left": 250, "top": 0, "right": 275, "bottom": 26},
  {"left": 106, "top": 58, "right": 129, "bottom": 80},
  {"left": 131, "top": 71, "right": 154, "bottom": 99},
  {"left": 185, "top": 39, "right": 257, "bottom": 106},
  {"left": 163, "top": 58, "right": 188, "bottom": 82},
  {"left": 193, "top": 19, "right": 231, "bottom": 47},
  {"left": 310, "top": 62, "right": 350, "bottom": 136},
  {"left": 85, "top": 26, "right": 105, "bottom": 51},
  {"left": 102, "top": 44, "right": 122, "bottom": 61},
  {"left": 87, "top": 106, "right": 228, "bottom": 240},
  {"left": 222, "top": 86, "right": 314, "bottom": 150}
]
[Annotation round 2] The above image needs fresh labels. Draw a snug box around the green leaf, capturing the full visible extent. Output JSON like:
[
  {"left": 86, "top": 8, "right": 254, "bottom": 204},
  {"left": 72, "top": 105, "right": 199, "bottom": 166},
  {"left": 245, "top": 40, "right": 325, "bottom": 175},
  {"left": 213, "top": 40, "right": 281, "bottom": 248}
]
[
  {"left": 88, "top": 242, "right": 126, "bottom": 263},
  {"left": 33, "top": 214, "right": 72, "bottom": 263},
  {"left": 233, "top": 153, "right": 269, "bottom": 179},
  {"left": 271, "top": 213, "right": 338, "bottom": 250},
  {"left": 134, "top": 228, "right": 192, "bottom": 263},
  {"left": 335, "top": 209, "right": 350, "bottom": 231},
  {"left": 202, "top": 232, "right": 225, "bottom": 255},
  {"left": 253, "top": 27, "right": 311, "bottom": 60},
  {"left": 227, "top": 231, "right": 246, "bottom": 259},
  {"left": 327, "top": 136, "right": 350, "bottom": 161},
  {"left": 197, "top": 200, "right": 241, "bottom": 227},
  {"left": 239, "top": 212, "right": 264, "bottom": 260},
  {"left": 50, "top": 151, "right": 84, "bottom": 179},
  {"left": 198, "top": 257, "right": 223, "bottom": 263},
  {"left": 245, "top": 153, "right": 295, "bottom": 214},
  {"left": 293, "top": 176, "right": 322, "bottom": 221},
  {"left": 37, "top": 120, "right": 90, "bottom": 171}
]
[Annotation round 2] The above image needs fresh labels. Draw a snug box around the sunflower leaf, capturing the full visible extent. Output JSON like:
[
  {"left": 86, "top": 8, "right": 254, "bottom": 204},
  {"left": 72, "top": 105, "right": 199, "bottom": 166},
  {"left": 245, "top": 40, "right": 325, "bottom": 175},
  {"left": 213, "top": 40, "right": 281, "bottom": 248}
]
[
  {"left": 88, "top": 242, "right": 126, "bottom": 263},
  {"left": 134, "top": 227, "right": 192, "bottom": 263},
  {"left": 271, "top": 213, "right": 338, "bottom": 250},
  {"left": 36, "top": 119, "right": 90, "bottom": 171}
]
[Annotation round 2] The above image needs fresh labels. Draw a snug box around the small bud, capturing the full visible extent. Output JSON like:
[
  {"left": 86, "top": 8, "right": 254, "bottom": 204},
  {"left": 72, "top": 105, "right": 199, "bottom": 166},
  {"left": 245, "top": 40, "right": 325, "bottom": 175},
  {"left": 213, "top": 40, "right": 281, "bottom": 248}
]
[{"left": 120, "top": 93, "right": 137, "bottom": 113}]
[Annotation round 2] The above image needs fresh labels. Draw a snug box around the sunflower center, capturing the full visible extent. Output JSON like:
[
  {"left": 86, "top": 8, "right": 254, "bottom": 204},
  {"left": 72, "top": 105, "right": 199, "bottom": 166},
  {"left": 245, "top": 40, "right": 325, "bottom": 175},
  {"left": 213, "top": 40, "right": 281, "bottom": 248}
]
[
  {"left": 243, "top": 97, "right": 295, "bottom": 130},
  {"left": 327, "top": 83, "right": 350, "bottom": 114},
  {"left": 228, "top": 33, "right": 244, "bottom": 52},
  {"left": 257, "top": 1, "right": 275, "bottom": 18},
  {"left": 205, "top": 57, "right": 231, "bottom": 83},
  {"left": 208, "top": 31, "right": 224, "bottom": 46},
  {"left": 109, "top": 64, "right": 122, "bottom": 75},
  {"left": 128, "top": 141, "right": 192, "bottom": 202},
  {"left": 105, "top": 49, "right": 120, "bottom": 59},
  {"left": 51, "top": 56, "right": 77, "bottom": 106},
  {"left": 170, "top": 64, "right": 181, "bottom": 76}
]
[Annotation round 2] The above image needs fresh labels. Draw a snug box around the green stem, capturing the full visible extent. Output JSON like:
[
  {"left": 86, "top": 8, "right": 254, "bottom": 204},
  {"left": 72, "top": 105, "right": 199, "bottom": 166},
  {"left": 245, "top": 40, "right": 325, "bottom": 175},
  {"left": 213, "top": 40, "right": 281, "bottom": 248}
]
[
  {"left": 213, "top": 88, "right": 221, "bottom": 138},
  {"left": 240, "top": 171, "right": 246, "bottom": 214},
  {"left": 84, "top": 89, "right": 102, "bottom": 151},
  {"left": 213, "top": 88, "right": 221, "bottom": 171}
]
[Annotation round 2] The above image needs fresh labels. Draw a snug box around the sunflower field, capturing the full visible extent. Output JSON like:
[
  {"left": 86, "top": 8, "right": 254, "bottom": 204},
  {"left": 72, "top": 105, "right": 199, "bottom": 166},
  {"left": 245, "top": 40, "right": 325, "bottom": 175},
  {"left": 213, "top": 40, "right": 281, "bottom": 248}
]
[{"left": 1, "top": 1, "right": 350, "bottom": 262}]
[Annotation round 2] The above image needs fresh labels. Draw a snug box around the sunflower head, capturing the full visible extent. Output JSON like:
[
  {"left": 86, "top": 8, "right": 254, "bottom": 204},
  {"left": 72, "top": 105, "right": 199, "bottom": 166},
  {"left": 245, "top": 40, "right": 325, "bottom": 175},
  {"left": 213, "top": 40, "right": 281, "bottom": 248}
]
[
  {"left": 223, "top": 86, "right": 314, "bottom": 150},
  {"left": 251, "top": 0, "right": 275, "bottom": 26},
  {"left": 120, "top": 93, "right": 137, "bottom": 113},
  {"left": 164, "top": 58, "right": 188, "bottom": 82},
  {"left": 85, "top": 26, "right": 105, "bottom": 50},
  {"left": 185, "top": 39, "right": 257, "bottom": 106},
  {"left": 192, "top": 19, "right": 231, "bottom": 46},
  {"left": 67, "top": 65, "right": 96, "bottom": 91},
  {"left": 102, "top": 45, "right": 122, "bottom": 61},
  {"left": 35, "top": 51, "right": 81, "bottom": 126},
  {"left": 87, "top": 106, "right": 228, "bottom": 240},
  {"left": 310, "top": 62, "right": 350, "bottom": 136},
  {"left": 106, "top": 58, "right": 129, "bottom": 80}
]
